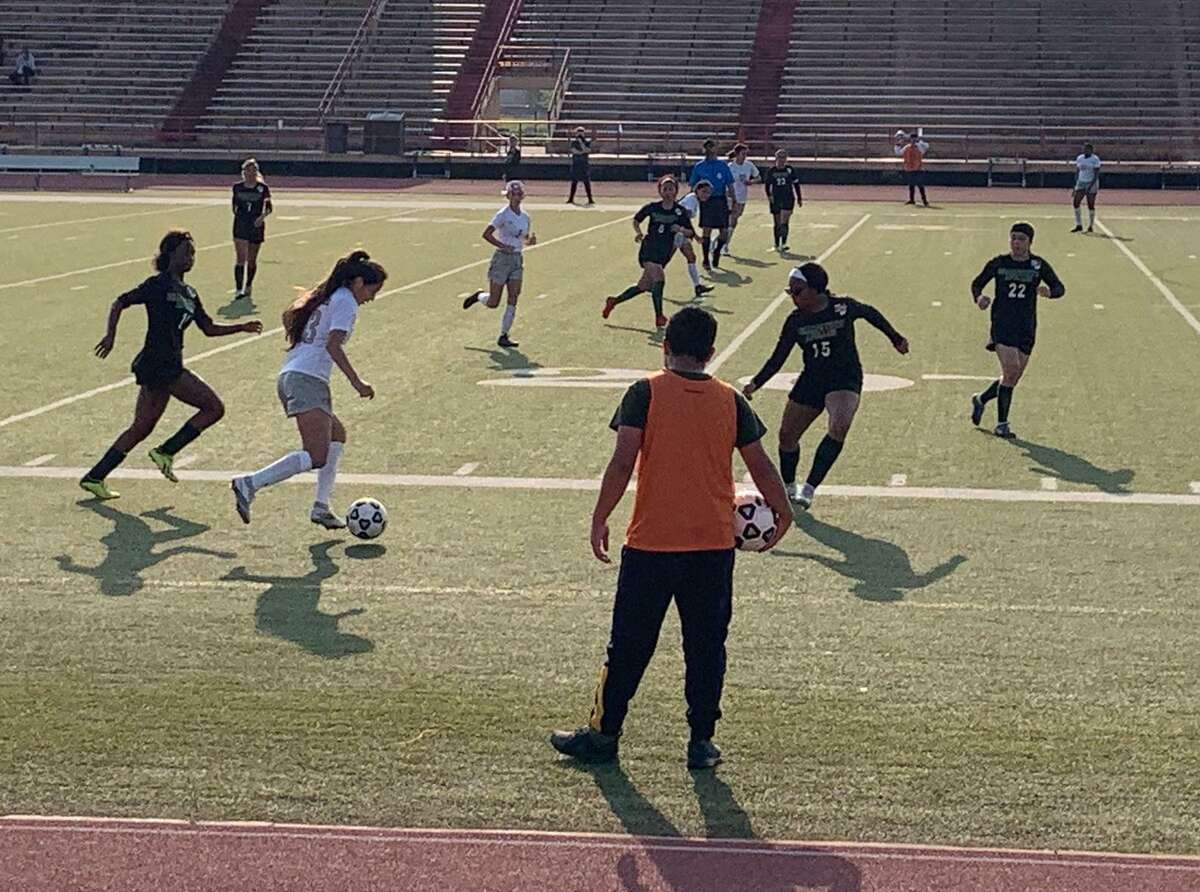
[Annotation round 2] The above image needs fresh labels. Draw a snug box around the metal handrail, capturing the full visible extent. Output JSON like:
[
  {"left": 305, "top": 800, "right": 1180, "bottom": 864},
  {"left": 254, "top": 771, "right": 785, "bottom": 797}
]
[
  {"left": 546, "top": 48, "right": 572, "bottom": 123},
  {"left": 317, "top": 0, "right": 387, "bottom": 120},
  {"left": 469, "top": 0, "right": 523, "bottom": 117}
]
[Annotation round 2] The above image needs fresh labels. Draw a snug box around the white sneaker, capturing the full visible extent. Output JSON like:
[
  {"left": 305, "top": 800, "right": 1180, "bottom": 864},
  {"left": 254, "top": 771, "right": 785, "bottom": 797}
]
[
  {"left": 310, "top": 502, "right": 347, "bottom": 529},
  {"left": 792, "top": 483, "right": 815, "bottom": 510},
  {"left": 231, "top": 476, "right": 255, "bottom": 524},
  {"left": 243, "top": 285, "right": 252, "bottom": 298}
]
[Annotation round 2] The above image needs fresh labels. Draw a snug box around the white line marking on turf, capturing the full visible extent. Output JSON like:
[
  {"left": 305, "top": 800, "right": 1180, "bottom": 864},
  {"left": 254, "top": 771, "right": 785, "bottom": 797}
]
[
  {"left": 889, "top": 474, "right": 907, "bottom": 487},
  {"left": 70, "top": 285, "right": 88, "bottom": 291},
  {"left": 1041, "top": 477, "right": 1059, "bottom": 491},
  {"left": 453, "top": 463, "right": 478, "bottom": 476},
  {"left": 922, "top": 374, "right": 994, "bottom": 381},
  {"left": 1191, "top": 482, "right": 1200, "bottom": 494},
  {"left": 535, "top": 293, "right": 547, "bottom": 300},
  {"left": 22, "top": 454, "right": 54, "bottom": 466},
  {"left": 0, "top": 204, "right": 203, "bottom": 235},
  {"left": 931, "top": 300, "right": 942, "bottom": 307},
  {"left": 1094, "top": 219, "right": 1200, "bottom": 337},
  {"left": 4, "top": 465, "right": 1198, "bottom": 507},
  {"left": 0, "top": 215, "right": 628, "bottom": 429},
  {"left": 709, "top": 214, "right": 871, "bottom": 374},
  {"left": 1094, "top": 303, "right": 1105, "bottom": 310}
]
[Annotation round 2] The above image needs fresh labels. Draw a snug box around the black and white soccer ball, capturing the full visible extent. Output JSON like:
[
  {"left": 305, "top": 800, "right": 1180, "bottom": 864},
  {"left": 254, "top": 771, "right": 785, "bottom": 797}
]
[
  {"left": 733, "top": 492, "right": 777, "bottom": 552},
  {"left": 346, "top": 497, "right": 388, "bottom": 540}
]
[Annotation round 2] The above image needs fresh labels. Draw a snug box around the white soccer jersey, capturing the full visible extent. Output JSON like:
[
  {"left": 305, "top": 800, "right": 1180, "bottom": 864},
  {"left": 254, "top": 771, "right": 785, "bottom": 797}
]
[
  {"left": 280, "top": 286, "right": 358, "bottom": 382},
  {"left": 678, "top": 192, "right": 701, "bottom": 216},
  {"left": 1074, "top": 154, "right": 1101, "bottom": 183},
  {"left": 727, "top": 160, "right": 760, "bottom": 203},
  {"left": 490, "top": 205, "right": 531, "bottom": 252}
]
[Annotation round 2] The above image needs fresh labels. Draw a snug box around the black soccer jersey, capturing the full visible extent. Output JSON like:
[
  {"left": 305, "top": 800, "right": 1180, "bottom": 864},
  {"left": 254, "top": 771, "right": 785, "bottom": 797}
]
[
  {"left": 764, "top": 165, "right": 802, "bottom": 203},
  {"left": 634, "top": 201, "right": 695, "bottom": 255},
  {"left": 751, "top": 295, "right": 903, "bottom": 387},
  {"left": 971, "top": 253, "right": 1065, "bottom": 330},
  {"left": 118, "top": 273, "right": 212, "bottom": 373},
  {"left": 232, "top": 181, "right": 271, "bottom": 220}
]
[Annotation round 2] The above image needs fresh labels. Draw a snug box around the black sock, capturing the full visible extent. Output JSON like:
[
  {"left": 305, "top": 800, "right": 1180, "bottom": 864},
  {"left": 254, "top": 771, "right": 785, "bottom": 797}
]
[
  {"left": 773, "top": 223, "right": 782, "bottom": 245},
  {"left": 611, "top": 284, "right": 644, "bottom": 305},
  {"left": 85, "top": 447, "right": 126, "bottom": 482},
  {"left": 701, "top": 236, "right": 711, "bottom": 265},
  {"left": 781, "top": 222, "right": 790, "bottom": 245},
  {"left": 805, "top": 435, "right": 844, "bottom": 488},
  {"left": 713, "top": 237, "right": 726, "bottom": 264},
  {"left": 246, "top": 263, "right": 257, "bottom": 288},
  {"left": 234, "top": 264, "right": 244, "bottom": 291},
  {"left": 650, "top": 281, "right": 664, "bottom": 319},
  {"left": 157, "top": 421, "right": 202, "bottom": 456},
  {"left": 979, "top": 379, "right": 1001, "bottom": 403},
  {"left": 997, "top": 385, "right": 1014, "bottom": 424},
  {"left": 779, "top": 448, "right": 800, "bottom": 485},
  {"left": 585, "top": 181, "right": 594, "bottom": 202},
  {"left": 920, "top": 187, "right": 929, "bottom": 204}
]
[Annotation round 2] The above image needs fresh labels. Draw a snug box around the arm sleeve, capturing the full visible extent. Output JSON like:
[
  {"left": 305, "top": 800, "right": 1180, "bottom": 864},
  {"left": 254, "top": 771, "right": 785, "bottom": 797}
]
[
  {"left": 751, "top": 319, "right": 797, "bottom": 388},
  {"left": 633, "top": 203, "right": 651, "bottom": 224},
  {"left": 893, "top": 144, "right": 905, "bottom": 157},
  {"left": 733, "top": 392, "right": 767, "bottom": 447},
  {"left": 116, "top": 277, "right": 156, "bottom": 308},
  {"left": 609, "top": 379, "right": 651, "bottom": 431},
  {"left": 852, "top": 300, "right": 904, "bottom": 345},
  {"left": 327, "top": 293, "right": 359, "bottom": 333},
  {"left": 231, "top": 187, "right": 238, "bottom": 213},
  {"left": 1040, "top": 261, "right": 1066, "bottom": 298},
  {"left": 678, "top": 209, "right": 695, "bottom": 234},
  {"left": 971, "top": 257, "right": 999, "bottom": 295},
  {"left": 749, "top": 162, "right": 760, "bottom": 180},
  {"left": 489, "top": 209, "right": 506, "bottom": 228}
]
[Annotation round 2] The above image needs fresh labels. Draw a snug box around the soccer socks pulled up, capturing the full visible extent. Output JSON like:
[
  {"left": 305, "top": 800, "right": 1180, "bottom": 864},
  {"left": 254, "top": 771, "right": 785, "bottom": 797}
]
[
  {"left": 687, "top": 262, "right": 701, "bottom": 287},
  {"left": 234, "top": 264, "right": 244, "bottom": 292},
  {"left": 997, "top": 385, "right": 1014, "bottom": 424},
  {"left": 805, "top": 435, "right": 844, "bottom": 489},
  {"left": 713, "top": 237, "right": 727, "bottom": 262},
  {"left": 780, "top": 222, "right": 790, "bottom": 245},
  {"left": 779, "top": 448, "right": 801, "bottom": 485},
  {"left": 772, "top": 223, "right": 782, "bottom": 246},
  {"left": 246, "top": 263, "right": 258, "bottom": 289},
  {"left": 1088, "top": 207, "right": 1096, "bottom": 227},
  {"left": 157, "top": 421, "right": 202, "bottom": 457},
  {"left": 979, "top": 379, "right": 1001, "bottom": 404},
  {"left": 1074, "top": 207, "right": 1083, "bottom": 227},
  {"left": 650, "top": 281, "right": 665, "bottom": 319},
  {"left": 315, "top": 440, "right": 343, "bottom": 506},
  {"left": 701, "top": 236, "right": 711, "bottom": 265},
  {"left": 249, "top": 450, "right": 313, "bottom": 492},
  {"left": 85, "top": 447, "right": 126, "bottom": 482},
  {"left": 611, "top": 284, "right": 644, "bottom": 306},
  {"left": 500, "top": 304, "right": 517, "bottom": 337}
]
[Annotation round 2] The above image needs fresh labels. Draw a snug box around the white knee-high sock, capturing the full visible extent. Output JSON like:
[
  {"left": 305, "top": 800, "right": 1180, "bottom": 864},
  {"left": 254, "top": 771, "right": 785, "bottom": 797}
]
[
  {"left": 249, "top": 450, "right": 312, "bottom": 492},
  {"left": 315, "top": 441, "right": 343, "bottom": 506},
  {"left": 687, "top": 262, "right": 701, "bottom": 287},
  {"left": 1074, "top": 207, "right": 1083, "bottom": 226},
  {"left": 500, "top": 304, "right": 516, "bottom": 336}
]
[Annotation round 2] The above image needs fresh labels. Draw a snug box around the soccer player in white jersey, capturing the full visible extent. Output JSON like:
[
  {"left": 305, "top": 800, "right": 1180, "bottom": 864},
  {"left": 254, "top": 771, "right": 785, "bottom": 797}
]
[
  {"left": 676, "top": 184, "right": 716, "bottom": 299},
  {"left": 462, "top": 179, "right": 537, "bottom": 348},
  {"left": 1071, "top": 143, "right": 1101, "bottom": 233},
  {"left": 724, "top": 143, "right": 760, "bottom": 255},
  {"left": 231, "top": 251, "right": 386, "bottom": 528}
]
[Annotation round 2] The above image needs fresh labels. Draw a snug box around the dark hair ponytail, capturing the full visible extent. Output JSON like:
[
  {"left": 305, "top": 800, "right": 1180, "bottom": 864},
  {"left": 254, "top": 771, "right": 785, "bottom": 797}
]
[
  {"left": 154, "top": 230, "right": 192, "bottom": 273},
  {"left": 282, "top": 250, "right": 387, "bottom": 347}
]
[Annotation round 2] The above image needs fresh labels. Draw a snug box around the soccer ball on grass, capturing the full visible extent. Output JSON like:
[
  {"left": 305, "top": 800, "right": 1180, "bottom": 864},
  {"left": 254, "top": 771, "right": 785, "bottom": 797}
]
[{"left": 346, "top": 497, "right": 388, "bottom": 540}]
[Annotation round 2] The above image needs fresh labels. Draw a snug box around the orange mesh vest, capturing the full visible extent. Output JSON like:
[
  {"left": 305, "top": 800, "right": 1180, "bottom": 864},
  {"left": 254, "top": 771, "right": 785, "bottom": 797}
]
[
  {"left": 626, "top": 370, "right": 738, "bottom": 552},
  {"left": 902, "top": 143, "right": 924, "bottom": 172}
]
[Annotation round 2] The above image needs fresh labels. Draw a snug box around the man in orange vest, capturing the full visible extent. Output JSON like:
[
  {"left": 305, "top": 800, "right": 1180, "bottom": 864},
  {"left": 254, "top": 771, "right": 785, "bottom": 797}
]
[
  {"left": 895, "top": 130, "right": 930, "bottom": 206},
  {"left": 549, "top": 306, "right": 793, "bottom": 769}
]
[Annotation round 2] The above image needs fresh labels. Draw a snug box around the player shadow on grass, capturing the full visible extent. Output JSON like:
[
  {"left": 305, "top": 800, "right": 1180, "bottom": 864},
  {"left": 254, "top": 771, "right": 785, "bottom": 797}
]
[
  {"left": 566, "top": 762, "right": 861, "bottom": 891},
  {"left": 726, "top": 255, "right": 773, "bottom": 269},
  {"left": 224, "top": 539, "right": 374, "bottom": 660},
  {"left": 774, "top": 513, "right": 966, "bottom": 603},
  {"left": 663, "top": 297, "right": 734, "bottom": 316},
  {"left": 605, "top": 323, "right": 665, "bottom": 345},
  {"left": 1090, "top": 231, "right": 1134, "bottom": 243},
  {"left": 705, "top": 268, "right": 752, "bottom": 288},
  {"left": 463, "top": 344, "right": 541, "bottom": 371},
  {"left": 216, "top": 294, "right": 258, "bottom": 320},
  {"left": 1010, "top": 436, "right": 1135, "bottom": 494},
  {"left": 55, "top": 502, "right": 236, "bottom": 598}
]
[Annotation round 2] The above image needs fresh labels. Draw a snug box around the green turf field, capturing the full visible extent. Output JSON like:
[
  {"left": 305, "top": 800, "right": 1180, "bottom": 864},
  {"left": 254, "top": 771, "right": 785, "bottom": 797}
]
[{"left": 1, "top": 190, "right": 1198, "bottom": 854}]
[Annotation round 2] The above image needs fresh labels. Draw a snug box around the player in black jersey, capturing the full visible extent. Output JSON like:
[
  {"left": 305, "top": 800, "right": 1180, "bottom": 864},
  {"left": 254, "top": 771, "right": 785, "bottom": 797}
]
[
  {"left": 231, "top": 158, "right": 273, "bottom": 299},
  {"left": 602, "top": 175, "right": 696, "bottom": 330},
  {"left": 764, "top": 149, "right": 803, "bottom": 252},
  {"left": 78, "top": 230, "right": 263, "bottom": 501},
  {"left": 743, "top": 263, "right": 908, "bottom": 510},
  {"left": 968, "top": 222, "right": 1066, "bottom": 439}
]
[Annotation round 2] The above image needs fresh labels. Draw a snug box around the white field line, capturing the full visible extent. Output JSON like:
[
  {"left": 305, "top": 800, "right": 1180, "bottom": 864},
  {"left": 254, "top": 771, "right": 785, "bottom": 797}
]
[
  {"left": 0, "top": 203, "right": 206, "bottom": 235},
  {"left": 709, "top": 214, "right": 871, "bottom": 374},
  {"left": 0, "top": 215, "right": 627, "bottom": 430},
  {"left": 0, "top": 211, "right": 404, "bottom": 291},
  {"left": 1094, "top": 219, "right": 1200, "bottom": 337},
  {"left": 1191, "top": 482, "right": 1200, "bottom": 494},
  {"left": 1041, "top": 477, "right": 1059, "bottom": 491},
  {"left": 922, "top": 374, "right": 994, "bottom": 381},
  {"left": 453, "top": 462, "right": 479, "bottom": 476},
  {"left": 1, "top": 819, "right": 1198, "bottom": 872},
  {"left": 3, "top": 464, "right": 1200, "bottom": 507},
  {"left": 22, "top": 453, "right": 55, "bottom": 466},
  {"left": 889, "top": 473, "right": 907, "bottom": 487}
]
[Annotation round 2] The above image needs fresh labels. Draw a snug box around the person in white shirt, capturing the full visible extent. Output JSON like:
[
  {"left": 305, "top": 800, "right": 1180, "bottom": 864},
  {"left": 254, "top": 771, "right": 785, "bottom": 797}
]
[
  {"left": 9, "top": 47, "right": 36, "bottom": 85},
  {"left": 462, "top": 179, "right": 537, "bottom": 348},
  {"left": 724, "top": 143, "right": 759, "bottom": 254},
  {"left": 1071, "top": 143, "right": 1101, "bottom": 233},
  {"left": 232, "top": 250, "right": 387, "bottom": 528},
  {"left": 675, "top": 185, "right": 716, "bottom": 299}
]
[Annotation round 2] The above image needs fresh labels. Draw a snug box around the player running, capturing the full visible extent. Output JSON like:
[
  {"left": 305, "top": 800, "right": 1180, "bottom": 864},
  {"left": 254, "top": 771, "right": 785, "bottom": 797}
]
[
  {"left": 232, "top": 251, "right": 387, "bottom": 528},
  {"left": 969, "top": 222, "right": 1066, "bottom": 439},
  {"left": 1071, "top": 143, "right": 1101, "bottom": 233},
  {"left": 688, "top": 139, "right": 734, "bottom": 270},
  {"left": 724, "top": 143, "right": 759, "bottom": 255},
  {"left": 461, "top": 179, "right": 536, "bottom": 349},
  {"left": 231, "top": 158, "right": 272, "bottom": 299},
  {"left": 742, "top": 263, "right": 909, "bottom": 510},
  {"left": 764, "top": 149, "right": 803, "bottom": 252},
  {"left": 602, "top": 175, "right": 695, "bottom": 330},
  {"left": 676, "top": 184, "right": 716, "bottom": 299},
  {"left": 79, "top": 230, "right": 263, "bottom": 500}
]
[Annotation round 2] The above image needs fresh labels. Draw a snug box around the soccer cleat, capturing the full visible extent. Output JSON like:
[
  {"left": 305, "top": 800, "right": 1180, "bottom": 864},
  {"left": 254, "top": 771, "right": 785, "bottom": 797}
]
[
  {"left": 497, "top": 333, "right": 519, "bottom": 348},
  {"left": 790, "top": 482, "right": 815, "bottom": 511},
  {"left": 310, "top": 503, "right": 347, "bottom": 530},
  {"left": 1070, "top": 225, "right": 1083, "bottom": 233},
  {"left": 79, "top": 478, "right": 119, "bottom": 500},
  {"left": 720, "top": 243, "right": 731, "bottom": 256},
  {"left": 904, "top": 199, "right": 916, "bottom": 205},
  {"left": 549, "top": 727, "right": 618, "bottom": 764},
  {"left": 233, "top": 289, "right": 245, "bottom": 299},
  {"left": 687, "top": 739, "right": 723, "bottom": 770},
  {"left": 231, "top": 476, "right": 254, "bottom": 524},
  {"left": 994, "top": 422, "right": 1016, "bottom": 440},
  {"left": 970, "top": 393, "right": 985, "bottom": 426},
  {"left": 243, "top": 285, "right": 252, "bottom": 298},
  {"left": 1086, "top": 226, "right": 1094, "bottom": 233},
  {"left": 922, "top": 201, "right": 930, "bottom": 208},
  {"left": 779, "top": 244, "right": 790, "bottom": 253},
  {"left": 147, "top": 448, "right": 178, "bottom": 483},
  {"left": 702, "top": 260, "right": 712, "bottom": 272},
  {"left": 694, "top": 284, "right": 714, "bottom": 298},
  {"left": 655, "top": 315, "right": 669, "bottom": 329},
  {"left": 462, "top": 290, "right": 483, "bottom": 310},
  {"left": 601, "top": 297, "right": 617, "bottom": 319}
]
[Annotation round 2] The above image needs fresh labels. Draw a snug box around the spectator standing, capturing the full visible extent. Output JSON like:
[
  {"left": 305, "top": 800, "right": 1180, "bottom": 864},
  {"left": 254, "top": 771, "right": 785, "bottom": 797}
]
[
  {"left": 895, "top": 130, "right": 930, "bottom": 206},
  {"left": 502, "top": 134, "right": 522, "bottom": 183},
  {"left": 567, "top": 126, "right": 595, "bottom": 205}
]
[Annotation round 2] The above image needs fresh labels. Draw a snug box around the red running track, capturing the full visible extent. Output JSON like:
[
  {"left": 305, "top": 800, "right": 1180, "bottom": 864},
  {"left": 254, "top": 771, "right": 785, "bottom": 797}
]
[{"left": 3, "top": 817, "right": 1199, "bottom": 892}]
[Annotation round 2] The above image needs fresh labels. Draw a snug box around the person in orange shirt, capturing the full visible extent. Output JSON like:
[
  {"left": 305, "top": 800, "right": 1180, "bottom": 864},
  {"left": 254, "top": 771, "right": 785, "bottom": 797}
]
[
  {"left": 549, "top": 306, "right": 792, "bottom": 769},
  {"left": 894, "top": 130, "right": 930, "bottom": 206}
]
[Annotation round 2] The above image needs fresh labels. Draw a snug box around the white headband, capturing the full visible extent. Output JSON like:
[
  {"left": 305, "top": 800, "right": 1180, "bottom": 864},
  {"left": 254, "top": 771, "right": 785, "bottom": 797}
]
[
  {"left": 789, "top": 267, "right": 807, "bottom": 283},
  {"left": 502, "top": 180, "right": 525, "bottom": 196}
]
